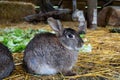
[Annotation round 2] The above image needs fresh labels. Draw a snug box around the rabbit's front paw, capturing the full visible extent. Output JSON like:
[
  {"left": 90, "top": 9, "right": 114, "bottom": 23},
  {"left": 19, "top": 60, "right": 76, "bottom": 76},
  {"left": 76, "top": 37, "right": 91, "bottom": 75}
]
[{"left": 62, "top": 71, "right": 76, "bottom": 76}]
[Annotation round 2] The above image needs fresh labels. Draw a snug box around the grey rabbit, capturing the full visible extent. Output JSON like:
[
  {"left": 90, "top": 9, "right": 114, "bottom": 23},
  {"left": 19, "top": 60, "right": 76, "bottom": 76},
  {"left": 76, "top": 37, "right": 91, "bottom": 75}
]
[
  {"left": 0, "top": 43, "right": 14, "bottom": 79},
  {"left": 23, "top": 17, "right": 84, "bottom": 76}
]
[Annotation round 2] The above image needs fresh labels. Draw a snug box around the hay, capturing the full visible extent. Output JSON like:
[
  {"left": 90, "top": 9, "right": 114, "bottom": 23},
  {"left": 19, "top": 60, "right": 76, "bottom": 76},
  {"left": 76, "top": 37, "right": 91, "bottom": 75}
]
[
  {"left": 0, "top": 1, "right": 35, "bottom": 24},
  {"left": 1, "top": 22, "right": 120, "bottom": 80},
  {"left": 3, "top": 0, "right": 38, "bottom": 5}
]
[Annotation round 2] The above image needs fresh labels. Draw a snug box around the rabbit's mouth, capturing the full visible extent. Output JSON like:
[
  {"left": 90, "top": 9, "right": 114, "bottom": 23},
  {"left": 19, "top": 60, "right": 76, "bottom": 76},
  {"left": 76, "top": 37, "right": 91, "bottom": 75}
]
[
  {"left": 62, "top": 43, "right": 81, "bottom": 51},
  {"left": 75, "top": 47, "right": 81, "bottom": 51}
]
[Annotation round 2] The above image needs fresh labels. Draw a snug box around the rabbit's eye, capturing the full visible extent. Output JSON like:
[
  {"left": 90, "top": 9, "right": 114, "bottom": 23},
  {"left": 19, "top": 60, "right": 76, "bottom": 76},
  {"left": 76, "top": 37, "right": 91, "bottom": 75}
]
[{"left": 67, "top": 34, "right": 75, "bottom": 39}]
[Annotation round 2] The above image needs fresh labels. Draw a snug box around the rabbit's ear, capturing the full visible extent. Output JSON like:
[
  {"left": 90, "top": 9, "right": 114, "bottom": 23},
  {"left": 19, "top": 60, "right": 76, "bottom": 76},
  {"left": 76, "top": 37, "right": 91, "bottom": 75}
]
[{"left": 47, "top": 17, "right": 63, "bottom": 35}]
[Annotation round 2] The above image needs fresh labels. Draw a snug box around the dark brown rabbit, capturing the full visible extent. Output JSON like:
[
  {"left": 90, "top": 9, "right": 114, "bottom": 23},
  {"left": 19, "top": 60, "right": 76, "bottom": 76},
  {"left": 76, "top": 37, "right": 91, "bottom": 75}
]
[
  {"left": 0, "top": 43, "right": 14, "bottom": 79},
  {"left": 23, "top": 17, "right": 84, "bottom": 76}
]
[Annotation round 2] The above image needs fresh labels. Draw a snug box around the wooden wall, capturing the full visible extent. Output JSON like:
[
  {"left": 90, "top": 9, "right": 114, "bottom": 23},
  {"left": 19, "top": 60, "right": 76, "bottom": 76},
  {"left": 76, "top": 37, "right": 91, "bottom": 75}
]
[
  {"left": 3, "top": 0, "right": 120, "bottom": 11},
  {"left": 51, "top": 0, "right": 87, "bottom": 11}
]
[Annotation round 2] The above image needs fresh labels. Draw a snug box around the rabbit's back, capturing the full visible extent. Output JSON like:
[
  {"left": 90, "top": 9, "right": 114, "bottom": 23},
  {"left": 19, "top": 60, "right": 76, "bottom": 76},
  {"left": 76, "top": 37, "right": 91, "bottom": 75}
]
[
  {"left": 0, "top": 43, "right": 14, "bottom": 79},
  {"left": 25, "top": 33, "right": 61, "bottom": 52}
]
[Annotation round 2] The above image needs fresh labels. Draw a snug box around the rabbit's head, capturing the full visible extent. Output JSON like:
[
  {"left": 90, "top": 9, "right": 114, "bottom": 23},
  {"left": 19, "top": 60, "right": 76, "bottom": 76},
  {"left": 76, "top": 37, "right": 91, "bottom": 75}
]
[{"left": 47, "top": 17, "right": 84, "bottom": 51}]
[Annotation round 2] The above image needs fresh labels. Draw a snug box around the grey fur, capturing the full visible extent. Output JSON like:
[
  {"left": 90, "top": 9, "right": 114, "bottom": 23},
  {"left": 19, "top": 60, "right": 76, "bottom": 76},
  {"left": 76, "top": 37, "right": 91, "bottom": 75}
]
[
  {"left": 0, "top": 43, "right": 14, "bottom": 79},
  {"left": 23, "top": 17, "right": 84, "bottom": 75}
]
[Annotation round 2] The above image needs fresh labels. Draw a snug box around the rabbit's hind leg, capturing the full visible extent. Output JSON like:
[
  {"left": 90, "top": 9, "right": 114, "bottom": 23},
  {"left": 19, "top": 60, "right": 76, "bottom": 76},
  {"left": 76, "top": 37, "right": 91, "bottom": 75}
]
[{"left": 35, "top": 64, "right": 57, "bottom": 75}]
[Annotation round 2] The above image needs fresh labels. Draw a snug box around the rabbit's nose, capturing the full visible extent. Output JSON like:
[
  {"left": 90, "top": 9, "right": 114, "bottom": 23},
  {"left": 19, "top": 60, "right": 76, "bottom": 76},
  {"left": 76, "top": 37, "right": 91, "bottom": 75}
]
[{"left": 78, "top": 41, "right": 84, "bottom": 48}]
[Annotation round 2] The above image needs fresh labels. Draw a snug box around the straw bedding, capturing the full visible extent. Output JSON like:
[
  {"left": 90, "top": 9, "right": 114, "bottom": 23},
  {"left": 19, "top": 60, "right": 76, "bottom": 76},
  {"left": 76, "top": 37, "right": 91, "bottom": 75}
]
[{"left": 1, "top": 22, "right": 120, "bottom": 80}]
